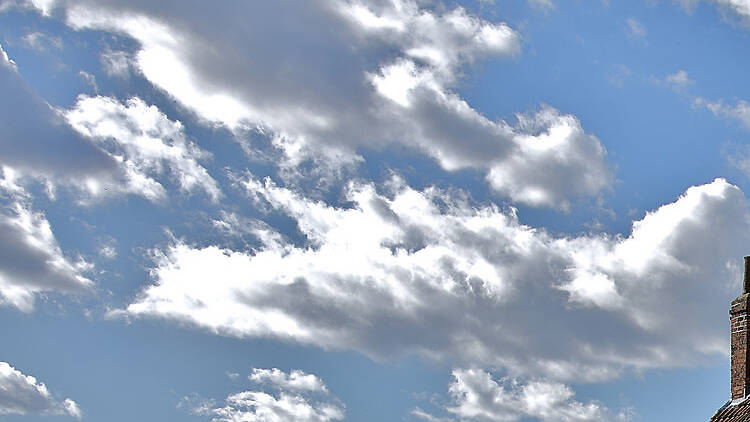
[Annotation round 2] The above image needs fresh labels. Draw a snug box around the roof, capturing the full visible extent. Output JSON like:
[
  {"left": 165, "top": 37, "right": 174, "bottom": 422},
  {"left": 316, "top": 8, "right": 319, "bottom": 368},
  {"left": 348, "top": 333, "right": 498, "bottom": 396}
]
[{"left": 710, "top": 398, "right": 750, "bottom": 421}]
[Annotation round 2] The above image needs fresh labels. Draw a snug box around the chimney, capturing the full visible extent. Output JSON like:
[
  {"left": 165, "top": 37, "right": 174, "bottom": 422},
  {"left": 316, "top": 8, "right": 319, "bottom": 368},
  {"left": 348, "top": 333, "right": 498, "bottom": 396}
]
[{"left": 730, "top": 256, "right": 750, "bottom": 400}]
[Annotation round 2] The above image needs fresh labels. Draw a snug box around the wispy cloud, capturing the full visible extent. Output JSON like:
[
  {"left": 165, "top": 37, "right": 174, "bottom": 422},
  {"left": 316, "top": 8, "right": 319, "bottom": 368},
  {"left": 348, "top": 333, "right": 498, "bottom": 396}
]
[{"left": 626, "top": 17, "right": 647, "bottom": 41}]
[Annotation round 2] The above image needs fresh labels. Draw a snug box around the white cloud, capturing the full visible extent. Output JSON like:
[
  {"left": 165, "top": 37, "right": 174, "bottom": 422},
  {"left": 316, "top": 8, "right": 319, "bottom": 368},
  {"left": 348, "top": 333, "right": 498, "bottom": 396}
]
[
  {"left": 99, "top": 48, "right": 131, "bottom": 78},
  {"left": 675, "top": 0, "right": 700, "bottom": 12},
  {"left": 0, "top": 0, "right": 58, "bottom": 16},
  {"left": 192, "top": 369, "right": 343, "bottom": 422},
  {"left": 22, "top": 31, "right": 63, "bottom": 51},
  {"left": 206, "top": 392, "right": 344, "bottom": 422},
  {"left": 445, "top": 368, "right": 629, "bottom": 422},
  {"left": 692, "top": 95, "right": 750, "bottom": 180},
  {"left": 0, "top": 362, "right": 81, "bottom": 418},
  {"left": 29, "top": 0, "right": 612, "bottom": 208},
  {"left": 528, "top": 0, "right": 555, "bottom": 11},
  {"left": 675, "top": 0, "right": 750, "bottom": 26},
  {"left": 412, "top": 407, "right": 454, "bottom": 422},
  {"left": 664, "top": 70, "right": 693, "bottom": 90},
  {"left": 64, "top": 95, "right": 221, "bottom": 202},
  {"left": 695, "top": 97, "right": 750, "bottom": 129},
  {"left": 712, "top": 0, "right": 750, "bottom": 24},
  {"left": 0, "top": 43, "right": 15, "bottom": 69},
  {"left": 249, "top": 368, "right": 328, "bottom": 393},
  {"left": 78, "top": 70, "right": 97, "bottom": 93},
  {"left": 98, "top": 238, "right": 117, "bottom": 259},
  {"left": 0, "top": 168, "right": 93, "bottom": 312},
  {"left": 626, "top": 18, "right": 647, "bottom": 40},
  {"left": 1, "top": 43, "right": 219, "bottom": 203},
  {"left": 126, "top": 175, "right": 747, "bottom": 381},
  {"left": 0, "top": 42, "right": 124, "bottom": 189}
]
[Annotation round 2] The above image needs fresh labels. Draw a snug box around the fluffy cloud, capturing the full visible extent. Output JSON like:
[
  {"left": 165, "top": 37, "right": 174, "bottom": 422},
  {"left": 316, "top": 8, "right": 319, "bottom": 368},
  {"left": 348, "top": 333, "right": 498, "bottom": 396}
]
[
  {"left": 64, "top": 95, "right": 221, "bottom": 201},
  {"left": 0, "top": 362, "right": 81, "bottom": 418},
  {"left": 0, "top": 43, "right": 219, "bottom": 202},
  {"left": 126, "top": 175, "right": 747, "bottom": 381},
  {"left": 23, "top": 0, "right": 612, "bottom": 208},
  {"left": 443, "top": 368, "right": 628, "bottom": 422},
  {"left": 0, "top": 168, "right": 92, "bottom": 312},
  {"left": 249, "top": 368, "right": 328, "bottom": 393},
  {"left": 191, "top": 368, "right": 343, "bottom": 422}
]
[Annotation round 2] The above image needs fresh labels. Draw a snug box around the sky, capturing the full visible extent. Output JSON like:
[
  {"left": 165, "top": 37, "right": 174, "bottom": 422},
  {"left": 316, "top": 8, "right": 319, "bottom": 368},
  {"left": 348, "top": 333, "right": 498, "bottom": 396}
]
[{"left": 5, "top": 0, "right": 750, "bottom": 421}]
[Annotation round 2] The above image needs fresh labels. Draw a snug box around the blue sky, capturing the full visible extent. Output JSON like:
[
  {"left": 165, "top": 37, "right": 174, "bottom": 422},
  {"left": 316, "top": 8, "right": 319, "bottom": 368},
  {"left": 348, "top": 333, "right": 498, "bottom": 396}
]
[{"left": 3, "top": 0, "right": 750, "bottom": 421}]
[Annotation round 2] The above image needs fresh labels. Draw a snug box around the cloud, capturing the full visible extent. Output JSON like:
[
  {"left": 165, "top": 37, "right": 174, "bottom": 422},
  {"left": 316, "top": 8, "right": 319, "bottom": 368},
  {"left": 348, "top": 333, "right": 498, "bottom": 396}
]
[
  {"left": 695, "top": 97, "right": 750, "bottom": 130},
  {"left": 0, "top": 361, "right": 81, "bottom": 418},
  {"left": 78, "top": 70, "right": 97, "bottom": 93},
  {"left": 25, "top": 0, "right": 612, "bottom": 208},
  {"left": 64, "top": 95, "right": 221, "bottom": 202},
  {"left": 190, "top": 368, "right": 343, "bottom": 422},
  {"left": 412, "top": 407, "right": 454, "bottom": 422},
  {"left": 664, "top": 69, "right": 693, "bottom": 91},
  {"left": 626, "top": 18, "right": 647, "bottom": 40},
  {"left": 125, "top": 175, "right": 747, "bottom": 382},
  {"left": 607, "top": 64, "right": 632, "bottom": 88},
  {"left": 675, "top": 0, "right": 700, "bottom": 12},
  {"left": 0, "top": 42, "right": 122, "bottom": 187},
  {"left": 249, "top": 368, "right": 328, "bottom": 393},
  {"left": 444, "top": 368, "right": 629, "bottom": 422},
  {"left": 712, "top": 0, "right": 750, "bottom": 25},
  {"left": 675, "top": 0, "right": 750, "bottom": 27},
  {"left": 0, "top": 43, "right": 218, "bottom": 203},
  {"left": 528, "top": 0, "right": 555, "bottom": 11},
  {"left": 692, "top": 94, "right": 750, "bottom": 181},
  {"left": 21, "top": 31, "right": 63, "bottom": 51},
  {"left": 0, "top": 168, "right": 93, "bottom": 312},
  {"left": 99, "top": 48, "right": 132, "bottom": 78}
]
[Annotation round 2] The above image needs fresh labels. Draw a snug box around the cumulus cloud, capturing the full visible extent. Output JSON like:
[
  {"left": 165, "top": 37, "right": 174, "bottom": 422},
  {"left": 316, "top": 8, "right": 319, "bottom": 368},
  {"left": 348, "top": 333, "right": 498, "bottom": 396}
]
[
  {"left": 0, "top": 362, "right": 81, "bottom": 418},
  {"left": 249, "top": 368, "right": 328, "bottom": 393},
  {"left": 0, "top": 43, "right": 218, "bottom": 203},
  {"left": 24, "top": 0, "right": 612, "bottom": 208},
  {"left": 444, "top": 368, "right": 629, "bottom": 422},
  {"left": 64, "top": 95, "right": 221, "bottom": 201},
  {"left": 191, "top": 368, "right": 343, "bottom": 422},
  {"left": 125, "top": 175, "right": 747, "bottom": 381},
  {"left": 0, "top": 168, "right": 92, "bottom": 312}
]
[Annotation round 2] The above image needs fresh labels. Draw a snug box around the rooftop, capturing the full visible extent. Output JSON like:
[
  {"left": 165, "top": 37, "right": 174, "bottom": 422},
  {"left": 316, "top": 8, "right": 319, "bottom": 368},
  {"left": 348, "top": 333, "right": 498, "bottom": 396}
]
[{"left": 710, "top": 397, "right": 750, "bottom": 421}]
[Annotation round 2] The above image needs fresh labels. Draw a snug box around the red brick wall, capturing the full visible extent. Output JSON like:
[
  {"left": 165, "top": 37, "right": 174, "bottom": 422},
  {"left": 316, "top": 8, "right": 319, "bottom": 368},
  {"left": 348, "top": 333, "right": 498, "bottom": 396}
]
[{"left": 731, "top": 294, "right": 749, "bottom": 400}]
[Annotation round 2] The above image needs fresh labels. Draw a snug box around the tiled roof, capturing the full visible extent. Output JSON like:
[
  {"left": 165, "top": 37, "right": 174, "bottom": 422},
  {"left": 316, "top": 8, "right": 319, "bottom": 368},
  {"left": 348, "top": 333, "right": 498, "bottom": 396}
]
[{"left": 710, "top": 398, "right": 750, "bottom": 421}]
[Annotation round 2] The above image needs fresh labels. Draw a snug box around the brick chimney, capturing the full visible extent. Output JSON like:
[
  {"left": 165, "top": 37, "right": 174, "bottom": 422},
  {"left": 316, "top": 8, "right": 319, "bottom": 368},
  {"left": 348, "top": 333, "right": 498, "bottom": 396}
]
[{"left": 730, "top": 256, "right": 750, "bottom": 400}]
